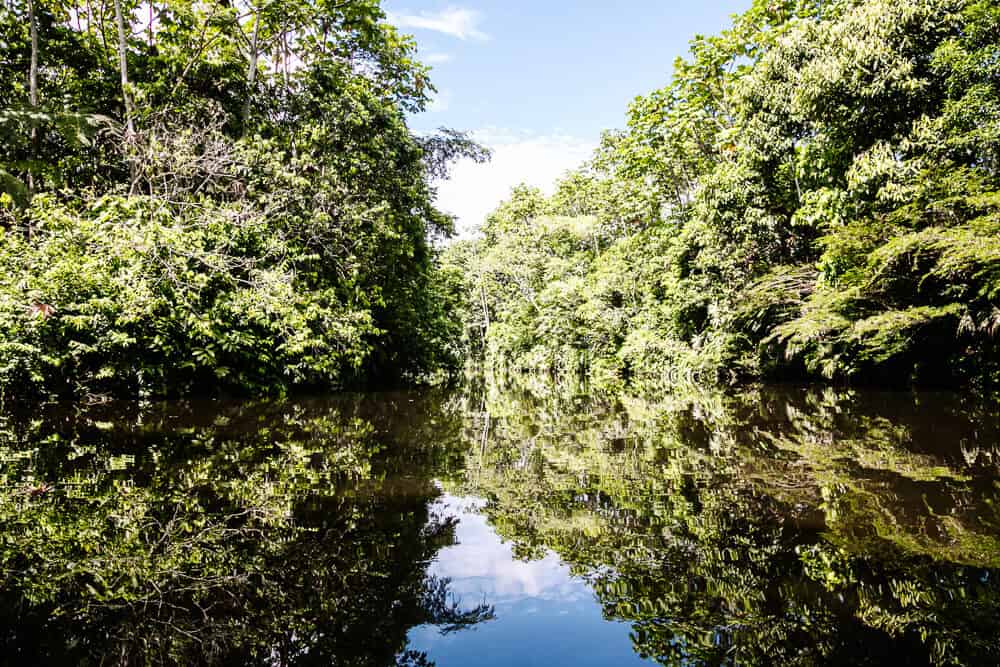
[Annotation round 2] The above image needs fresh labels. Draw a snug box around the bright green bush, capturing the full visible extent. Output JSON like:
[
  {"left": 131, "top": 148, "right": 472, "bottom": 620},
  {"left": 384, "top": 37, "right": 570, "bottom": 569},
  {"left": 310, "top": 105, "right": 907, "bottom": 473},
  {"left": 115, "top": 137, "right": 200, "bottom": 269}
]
[{"left": 0, "top": 194, "right": 375, "bottom": 399}]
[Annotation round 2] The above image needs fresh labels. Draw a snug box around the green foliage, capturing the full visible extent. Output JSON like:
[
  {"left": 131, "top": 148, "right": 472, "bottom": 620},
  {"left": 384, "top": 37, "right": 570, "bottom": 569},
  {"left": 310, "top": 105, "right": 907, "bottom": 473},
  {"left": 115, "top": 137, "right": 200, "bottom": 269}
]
[
  {"left": 449, "top": 0, "right": 1000, "bottom": 391},
  {"left": 0, "top": 0, "right": 486, "bottom": 399},
  {"left": 0, "top": 193, "right": 377, "bottom": 398}
]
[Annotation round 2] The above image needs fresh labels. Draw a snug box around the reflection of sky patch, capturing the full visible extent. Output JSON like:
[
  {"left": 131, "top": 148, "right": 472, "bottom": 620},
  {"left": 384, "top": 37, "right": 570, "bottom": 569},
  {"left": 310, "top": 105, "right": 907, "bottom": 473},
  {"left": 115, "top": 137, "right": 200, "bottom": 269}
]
[{"left": 408, "top": 493, "right": 653, "bottom": 666}]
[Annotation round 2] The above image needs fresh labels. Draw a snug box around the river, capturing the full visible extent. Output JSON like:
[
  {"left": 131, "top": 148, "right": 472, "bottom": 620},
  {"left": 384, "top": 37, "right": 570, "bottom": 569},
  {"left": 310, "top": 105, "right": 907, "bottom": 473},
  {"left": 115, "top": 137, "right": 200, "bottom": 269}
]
[{"left": 1, "top": 385, "right": 998, "bottom": 665}]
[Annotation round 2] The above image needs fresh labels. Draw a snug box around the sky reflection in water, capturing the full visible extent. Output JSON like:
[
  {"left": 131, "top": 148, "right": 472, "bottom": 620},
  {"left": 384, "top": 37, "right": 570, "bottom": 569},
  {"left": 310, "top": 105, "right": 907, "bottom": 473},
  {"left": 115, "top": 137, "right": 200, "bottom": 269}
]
[{"left": 409, "top": 493, "right": 653, "bottom": 666}]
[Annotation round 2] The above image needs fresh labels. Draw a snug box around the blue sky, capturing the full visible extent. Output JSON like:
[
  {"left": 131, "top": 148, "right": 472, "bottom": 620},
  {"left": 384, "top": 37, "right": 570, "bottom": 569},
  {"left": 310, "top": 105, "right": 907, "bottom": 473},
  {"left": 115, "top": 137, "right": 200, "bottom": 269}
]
[{"left": 383, "top": 1, "right": 750, "bottom": 233}]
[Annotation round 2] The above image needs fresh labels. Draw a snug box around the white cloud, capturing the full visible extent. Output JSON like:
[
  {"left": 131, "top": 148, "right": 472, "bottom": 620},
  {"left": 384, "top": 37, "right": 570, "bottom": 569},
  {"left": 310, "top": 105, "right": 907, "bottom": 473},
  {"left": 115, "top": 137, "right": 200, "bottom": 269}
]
[
  {"left": 428, "top": 494, "right": 591, "bottom": 603},
  {"left": 434, "top": 128, "right": 597, "bottom": 238},
  {"left": 389, "top": 6, "right": 489, "bottom": 41}
]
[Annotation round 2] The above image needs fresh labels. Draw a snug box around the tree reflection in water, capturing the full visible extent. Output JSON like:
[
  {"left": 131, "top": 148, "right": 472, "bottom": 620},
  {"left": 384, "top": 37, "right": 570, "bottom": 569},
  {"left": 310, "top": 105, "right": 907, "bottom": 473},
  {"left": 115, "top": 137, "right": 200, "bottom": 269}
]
[
  {"left": 0, "top": 386, "right": 998, "bottom": 665},
  {"left": 0, "top": 394, "right": 493, "bottom": 665},
  {"left": 452, "top": 384, "right": 1000, "bottom": 666}
]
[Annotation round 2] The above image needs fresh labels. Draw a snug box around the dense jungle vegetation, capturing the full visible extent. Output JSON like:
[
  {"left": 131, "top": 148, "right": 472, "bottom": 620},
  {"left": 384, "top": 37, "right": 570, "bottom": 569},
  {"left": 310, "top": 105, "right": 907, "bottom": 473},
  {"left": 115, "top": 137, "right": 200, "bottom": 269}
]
[
  {"left": 446, "top": 0, "right": 1000, "bottom": 392},
  {"left": 3, "top": 0, "right": 999, "bottom": 401},
  {"left": 0, "top": 0, "right": 485, "bottom": 400}
]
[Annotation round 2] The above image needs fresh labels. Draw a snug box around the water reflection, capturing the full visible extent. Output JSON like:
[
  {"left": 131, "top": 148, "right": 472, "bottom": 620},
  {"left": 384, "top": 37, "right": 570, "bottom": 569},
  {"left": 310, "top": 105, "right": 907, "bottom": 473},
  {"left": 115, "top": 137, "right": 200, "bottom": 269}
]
[
  {"left": 0, "top": 386, "right": 997, "bottom": 665},
  {"left": 453, "top": 385, "right": 1000, "bottom": 666},
  {"left": 409, "top": 494, "right": 652, "bottom": 666},
  {"left": 0, "top": 394, "right": 491, "bottom": 665}
]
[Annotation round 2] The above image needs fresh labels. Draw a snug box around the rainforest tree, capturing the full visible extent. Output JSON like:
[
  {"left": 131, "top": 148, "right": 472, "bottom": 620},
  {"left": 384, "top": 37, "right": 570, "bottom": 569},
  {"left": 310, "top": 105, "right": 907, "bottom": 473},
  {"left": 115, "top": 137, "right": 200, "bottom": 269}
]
[
  {"left": 452, "top": 0, "right": 1000, "bottom": 391},
  {"left": 0, "top": 0, "right": 486, "bottom": 400}
]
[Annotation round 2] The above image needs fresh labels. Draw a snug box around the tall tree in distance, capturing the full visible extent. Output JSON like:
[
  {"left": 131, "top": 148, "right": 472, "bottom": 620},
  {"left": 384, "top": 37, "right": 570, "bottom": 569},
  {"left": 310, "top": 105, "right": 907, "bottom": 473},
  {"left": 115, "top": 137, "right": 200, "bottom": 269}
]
[
  {"left": 242, "top": 0, "right": 261, "bottom": 130},
  {"left": 111, "top": 0, "right": 135, "bottom": 190}
]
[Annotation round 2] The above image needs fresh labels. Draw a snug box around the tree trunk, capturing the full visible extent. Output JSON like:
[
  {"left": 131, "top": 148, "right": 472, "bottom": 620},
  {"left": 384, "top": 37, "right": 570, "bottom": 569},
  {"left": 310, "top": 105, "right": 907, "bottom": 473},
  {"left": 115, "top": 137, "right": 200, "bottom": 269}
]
[
  {"left": 113, "top": 0, "right": 134, "bottom": 136},
  {"left": 282, "top": 30, "right": 297, "bottom": 159},
  {"left": 27, "top": 0, "right": 39, "bottom": 239},
  {"left": 112, "top": 0, "right": 137, "bottom": 190},
  {"left": 242, "top": 5, "right": 260, "bottom": 132},
  {"left": 27, "top": 0, "right": 38, "bottom": 126},
  {"left": 479, "top": 282, "right": 490, "bottom": 345}
]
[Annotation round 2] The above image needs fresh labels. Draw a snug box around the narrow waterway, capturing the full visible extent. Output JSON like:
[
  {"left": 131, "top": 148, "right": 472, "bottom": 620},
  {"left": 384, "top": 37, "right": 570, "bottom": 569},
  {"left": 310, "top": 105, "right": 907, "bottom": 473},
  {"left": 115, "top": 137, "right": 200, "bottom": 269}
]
[{"left": 1, "top": 386, "right": 998, "bottom": 665}]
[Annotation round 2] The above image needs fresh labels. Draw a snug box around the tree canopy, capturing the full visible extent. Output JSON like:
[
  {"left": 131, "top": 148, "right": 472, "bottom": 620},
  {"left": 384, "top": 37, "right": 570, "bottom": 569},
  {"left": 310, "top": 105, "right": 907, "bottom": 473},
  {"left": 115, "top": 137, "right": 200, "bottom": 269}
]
[
  {"left": 448, "top": 0, "right": 1000, "bottom": 392},
  {"left": 0, "top": 0, "right": 487, "bottom": 400}
]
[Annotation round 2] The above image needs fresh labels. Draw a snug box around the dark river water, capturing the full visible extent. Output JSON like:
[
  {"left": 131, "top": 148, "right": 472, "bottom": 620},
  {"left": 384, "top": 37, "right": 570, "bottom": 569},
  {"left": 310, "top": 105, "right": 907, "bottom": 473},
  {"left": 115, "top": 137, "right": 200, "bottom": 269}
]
[{"left": 1, "top": 385, "right": 998, "bottom": 665}]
